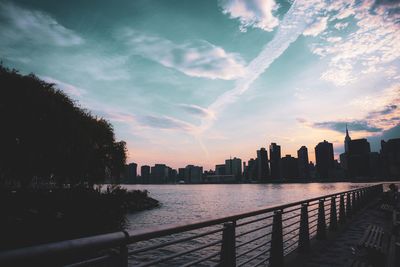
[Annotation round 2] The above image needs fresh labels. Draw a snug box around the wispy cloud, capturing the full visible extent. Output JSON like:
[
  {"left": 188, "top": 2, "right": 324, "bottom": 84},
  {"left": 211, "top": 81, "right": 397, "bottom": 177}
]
[
  {"left": 303, "top": 17, "right": 328, "bottom": 37},
  {"left": 0, "top": 2, "right": 83, "bottom": 47},
  {"left": 116, "top": 29, "right": 246, "bottom": 80},
  {"left": 219, "top": 0, "right": 279, "bottom": 32},
  {"left": 200, "top": 0, "right": 320, "bottom": 132},
  {"left": 313, "top": 121, "right": 382, "bottom": 133},
  {"left": 308, "top": 0, "right": 400, "bottom": 86},
  {"left": 137, "top": 115, "right": 196, "bottom": 132},
  {"left": 178, "top": 104, "right": 215, "bottom": 118}
]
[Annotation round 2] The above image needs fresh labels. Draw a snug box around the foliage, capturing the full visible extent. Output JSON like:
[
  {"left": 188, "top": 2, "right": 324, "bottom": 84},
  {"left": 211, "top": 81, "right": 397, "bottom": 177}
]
[
  {"left": 0, "top": 64, "right": 127, "bottom": 187},
  {"left": 0, "top": 187, "right": 159, "bottom": 250}
]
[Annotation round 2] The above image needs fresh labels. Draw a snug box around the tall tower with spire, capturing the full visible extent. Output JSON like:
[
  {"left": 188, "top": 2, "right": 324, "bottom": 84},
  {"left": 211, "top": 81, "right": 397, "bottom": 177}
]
[{"left": 344, "top": 124, "right": 351, "bottom": 153}]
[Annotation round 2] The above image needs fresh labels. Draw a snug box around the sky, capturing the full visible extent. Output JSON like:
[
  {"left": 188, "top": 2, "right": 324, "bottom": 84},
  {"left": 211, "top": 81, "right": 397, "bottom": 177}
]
[{"left": 1, "top": 0, "right": 399, "bottom": 171}]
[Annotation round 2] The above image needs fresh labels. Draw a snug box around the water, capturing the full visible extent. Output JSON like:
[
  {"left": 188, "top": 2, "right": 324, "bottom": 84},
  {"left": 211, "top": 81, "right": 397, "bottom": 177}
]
[
  {"left": 123, "top": 183, "right": 372, "bottom": 266},
  {"left": 124, "top": 183, "right": 370, "bottom": 231}
]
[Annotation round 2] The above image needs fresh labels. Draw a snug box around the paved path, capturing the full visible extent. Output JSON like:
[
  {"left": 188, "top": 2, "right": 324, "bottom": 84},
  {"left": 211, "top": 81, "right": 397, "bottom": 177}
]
[{"left": 288, "top": 199, "right": 391, "bottom": 267}]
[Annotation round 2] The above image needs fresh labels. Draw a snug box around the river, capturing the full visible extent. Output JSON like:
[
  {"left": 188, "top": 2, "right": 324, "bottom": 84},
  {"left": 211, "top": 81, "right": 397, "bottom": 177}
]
[{"left": 124, "top": 183, "right": 371, "bottom": 231}]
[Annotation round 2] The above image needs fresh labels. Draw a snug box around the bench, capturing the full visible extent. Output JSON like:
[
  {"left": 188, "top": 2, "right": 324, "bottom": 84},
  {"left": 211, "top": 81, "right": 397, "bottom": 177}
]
[
  {"left": 358, "top": 224, "right": 388, "bottom": 253},
  {"left": 380, "top": 204, "right": 394, "bottom": 213},
  {"left": 392, "top": 210, "right": 400, "bottom": 235}
]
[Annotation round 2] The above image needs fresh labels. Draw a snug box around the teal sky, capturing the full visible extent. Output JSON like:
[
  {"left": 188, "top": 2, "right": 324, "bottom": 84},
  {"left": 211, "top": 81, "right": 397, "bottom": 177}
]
[{"left": 1, "top": 0, "right": 399, "bottom": 170}]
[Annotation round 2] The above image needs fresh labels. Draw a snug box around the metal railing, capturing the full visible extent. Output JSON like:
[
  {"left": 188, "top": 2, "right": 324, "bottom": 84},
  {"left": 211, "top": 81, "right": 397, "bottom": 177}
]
[{"left": 0, "top": 184, "right": 384, "bottom": 267}]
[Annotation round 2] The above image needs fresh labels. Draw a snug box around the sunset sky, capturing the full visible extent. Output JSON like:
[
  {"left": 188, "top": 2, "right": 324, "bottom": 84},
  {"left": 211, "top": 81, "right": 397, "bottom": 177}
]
[{"left": 1, "top": 0, "right": 399, "bottom": 171}]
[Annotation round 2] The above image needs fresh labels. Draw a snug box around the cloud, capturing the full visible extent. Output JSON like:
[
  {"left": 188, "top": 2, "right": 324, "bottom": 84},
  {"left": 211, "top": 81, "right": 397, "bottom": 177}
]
[
  {"left": 303, "top": 17, "right": 328, "bottom": 36},
  {"left": 0, "top": 2, "right": 83, "bottom": 47},
  {"left": 117, "top": 29, "right": 246, "bottom": 80},
  {"left": 137, "top": 115, "right": 196, "bottom": 132},
  {"left": 218, "top": 0, "right": 279, "bottom": 32},
  {"left": 178, "top": 104, "right": 215, "bottom": 118},
  {"left": 41, "top": 76, "right": 86, "bottom": 97},
  {"left": 308, "top": 0, "right": 400, "bottom": 86},
  {"left": 199, "top": 0, "right": 320, "bottom": 132},
  {"left": 313, "top": 121, "right": 382, "bottom": 133},
  {"left": 311, "top": 90, "right": 400, "bottom": 134}
]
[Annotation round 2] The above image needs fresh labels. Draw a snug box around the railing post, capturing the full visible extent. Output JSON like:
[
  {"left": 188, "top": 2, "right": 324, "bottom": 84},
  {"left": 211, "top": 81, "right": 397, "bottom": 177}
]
[
  {"left": 329, "top": 196, "right": 337, "bottom": 231},
  {"left": 339, "top": 194, "right": 346, "bottom": 224},
  {"left": 298, "top": 203, "right": 310, "bottom": 253},
  {"left": 220, "top": 221, "right": 236, "bottom": 267},
  {"left": 270, "top": 210, "right": 283, "bottom": 267},
  {"left": 316, "top": 199, "right": 326, "bottom": 240},
  {"left": 352, "top": 192, "right": 357, "bottom": 213},
  {"left": 346, "top": 193, "right": 352, "bottom": 217},
  {"left": 118, "top": 231, "right": 129, "bottom": 267}
]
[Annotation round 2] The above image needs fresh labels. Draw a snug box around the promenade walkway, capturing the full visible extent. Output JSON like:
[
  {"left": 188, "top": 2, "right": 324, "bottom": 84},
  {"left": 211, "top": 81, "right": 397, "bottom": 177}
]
[{"left": 287, "top": 198, "right": 396, "bottom": 267}]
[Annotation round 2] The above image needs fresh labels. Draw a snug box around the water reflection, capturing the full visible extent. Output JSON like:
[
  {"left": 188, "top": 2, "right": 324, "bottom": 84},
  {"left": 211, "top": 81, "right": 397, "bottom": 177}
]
[{"left": 125, "top": 183, "right": 371, "bottom": 231}]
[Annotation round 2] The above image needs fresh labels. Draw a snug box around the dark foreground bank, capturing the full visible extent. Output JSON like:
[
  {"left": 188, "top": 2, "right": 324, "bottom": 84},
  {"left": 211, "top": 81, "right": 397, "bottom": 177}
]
[{"left": 0, "top": 186, "right": 159, "bottom": 251}]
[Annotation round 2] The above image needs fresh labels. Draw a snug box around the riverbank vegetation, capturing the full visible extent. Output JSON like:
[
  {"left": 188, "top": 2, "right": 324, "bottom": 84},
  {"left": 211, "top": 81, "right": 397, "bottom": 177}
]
[{"left": 0, "top": 65, "right": 159, "bottom": 250}]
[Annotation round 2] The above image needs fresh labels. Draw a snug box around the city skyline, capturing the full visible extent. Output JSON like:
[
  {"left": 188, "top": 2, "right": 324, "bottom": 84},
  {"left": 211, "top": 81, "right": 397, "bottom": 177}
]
[{"left": 1, "top": 0, "right": 399, "bottom": 170}]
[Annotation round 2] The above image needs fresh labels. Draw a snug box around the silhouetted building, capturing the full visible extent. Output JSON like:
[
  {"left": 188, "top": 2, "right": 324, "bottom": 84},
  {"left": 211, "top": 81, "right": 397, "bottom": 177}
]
[
  {"left": 246, "top": 158, "right": 257, "bottom": 180},
  {"left": 341, "top": 125, "right": 352, "bottom": 173},
  {"left": 225, "top": 157, "right": 242, "bottom": 181},
  {"left": 215, "top": 164, "right": 226, "bottom": 175},
  {"left": 381, "top": 138, "right": 400, "bottom": 179},
  {"left": 151, "top": 164, "right": 168, "bottom": 183},
  {"left": 315, "top": 140, "right": 335, "bottom": 179},
  {"left": 297, "top": 146, "right": 310, "bottom": 179},
  {"left": 269, "top": 143, "right": 281, "bottom": 180},
  {"left": 178, "top": 168, "right": 185, "bottom": 181},
  {"left": 369, "top": 152, "right": 382, "bottom": 178},
  {"left": 185, "top": 165, "right": 203, "bottom": 183},
  {"left": 348, "top": 138, "right": 371, "bottom": 178},
  {"left": 124, "top": 162, "right": 137, "bottom": 183},
  {"left": 168, "top": 167, "right": 177, "bottom": 183},
  {"left": 257, "top": 148, "right": 269, "bottom": 181},
  {"left": 281, "top": 155, "right": 299, "bottom": 179},
  {"left": 345, "top": 124, "right": 351, "bottom": 153},
  {"left": 141, "top": 165, "right": 150, "bottom": 183}
]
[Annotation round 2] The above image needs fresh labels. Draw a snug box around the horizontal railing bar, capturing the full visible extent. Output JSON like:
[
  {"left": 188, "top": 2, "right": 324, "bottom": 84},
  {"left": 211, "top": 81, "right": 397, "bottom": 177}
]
[
  {"left": 282, "top": 213, "right": 301, "bottom": 222},
  {"left": 282, "top": 206, "right": 301, "bottom": 214},
  {"left": 0, "top": 232, "right": 127, "bottom": 265},
  {"left": 283, "top": 234, "right": 299, "bottom": 244},
  {"left": 308, "top": 207, "right": 319, "bottom": 213},
  {"left": 128, "top": 227, "right": 222, "bottom": 255},
  {"left": 309, "top": 217, "right": 318, "bottom": 225},
  {"left": 126, "top": 185, "right": 378, "bottom": 243},
  {"left": 284, "top": 241, "right": 299, "bottom": 255},
  {"left": 236, "top": 224, "right": 272, "bottom": 238},
  {"left": 64, "top": 254, "right": 113, "bottom": 267},
  {"left": 236, "top": 232, "right": 271, "bottom": 249},
  {"left": 252, "top": 256, "right": 270, "bottom": 267},
  {"left": 137, "top": 239, "right": 222, "bottom": 267},
  {"left": 283, "top": 220, "right": 299, "bottom": 229},
  {"left": 236, "top": 239, "right": 271, "bottom": 259},
  {"left": 282, "top": 226, "right": 300, "bottom": 238},
  {"left": 180, "top": 251, "right": 220, "bottom": 267},
  {"left": 308, "top": 213, "right": 318, "bottom": 220},
  {"left": 237, "top": 247, "right": 269, "bottom": 267},
  {"left": 236, "top": 214, "right": 274, "bottom": 227}
]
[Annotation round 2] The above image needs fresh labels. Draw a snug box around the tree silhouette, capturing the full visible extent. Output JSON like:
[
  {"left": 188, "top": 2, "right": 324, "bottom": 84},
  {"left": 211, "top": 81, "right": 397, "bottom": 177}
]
[{"left": 0, "top": 64, "right": 127, "bottom": 188}]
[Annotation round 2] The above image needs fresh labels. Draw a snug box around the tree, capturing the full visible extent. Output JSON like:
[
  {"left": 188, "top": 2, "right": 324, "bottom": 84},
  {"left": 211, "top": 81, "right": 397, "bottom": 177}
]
[{"left": 0, "top": 64, "right": 127, "bottom": 188}]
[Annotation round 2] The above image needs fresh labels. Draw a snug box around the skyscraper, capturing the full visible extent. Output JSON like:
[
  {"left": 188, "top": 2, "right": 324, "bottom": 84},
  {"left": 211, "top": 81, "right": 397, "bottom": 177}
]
[
  {"left": 269, "top": 143, "right": 281, "bottom": 180},
  {"left": 315, "top": 140, "right": 335, "bottom": 179},
  {"left": 281, "top": 155, "right": 299, "bottom": 179},
  {"left": 225, "top": 157, "right": 242, "bottom": 180},
  {"left": 184, "top": 165, "right": 203, "bottom": 183},
  {"left": 125, "top": 162, "right": 137, "bottom": 183},
  {"left": 257, "top": 148, "right": 269, "bottom": 181},
  {"left": 297, "top": 146, "right": 310, "bottom": 179},
  {"left": 141, "top": 165, "right": 150, "bottom": 184},
  {"left": 247, "top": 158, "right": 257, "bottom": 180},
  {"left": 348, "top": 138, "right": 371, "bottom": 178},
  {"left": 344, "top": 124, "right": 351, "bottom": 153},
  {"left": 381, "top": 138, "right": 400, "bottom": 179}
]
